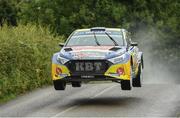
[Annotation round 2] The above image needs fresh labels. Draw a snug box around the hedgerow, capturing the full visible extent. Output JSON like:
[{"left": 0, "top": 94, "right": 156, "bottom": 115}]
[{"left": 0, "top": 24, "right": 63, "bottom": 103}]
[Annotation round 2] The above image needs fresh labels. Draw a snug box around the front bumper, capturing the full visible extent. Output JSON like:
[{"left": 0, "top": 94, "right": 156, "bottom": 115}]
[{"left": 52, "top": 60, "right": 131, "bottom": 81}]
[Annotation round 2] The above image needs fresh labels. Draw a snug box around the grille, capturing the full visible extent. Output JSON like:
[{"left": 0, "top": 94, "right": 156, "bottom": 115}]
[{"left": 65, "top": 60, "right": 112, "bottom": 75}]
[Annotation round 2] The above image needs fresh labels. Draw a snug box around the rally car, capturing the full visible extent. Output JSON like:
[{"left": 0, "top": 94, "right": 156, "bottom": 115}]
[{"left": 52, "top": 27, "right": 144, "bottom": 90}]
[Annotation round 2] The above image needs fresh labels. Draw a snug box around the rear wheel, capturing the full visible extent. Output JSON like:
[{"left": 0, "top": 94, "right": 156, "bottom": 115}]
[
  {"left": 53, "top": 80, "right": 66, "bottom": 90},
  {"left": 72, "top": 82, "right": 81, "bottom": 87},
  {"left": 121, "top": 80, "right": 131, "bottom": 90},
  {"left": 132, "top": 64, "right": 142, "bottom": 87}
]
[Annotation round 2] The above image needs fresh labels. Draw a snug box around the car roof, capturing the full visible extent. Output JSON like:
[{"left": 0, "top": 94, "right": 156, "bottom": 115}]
[{"left": 76, "top": 27, "right": 126, "bottom": 32}]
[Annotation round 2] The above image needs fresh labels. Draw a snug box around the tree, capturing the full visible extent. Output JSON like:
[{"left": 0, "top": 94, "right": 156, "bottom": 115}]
[{"left": 0, "top": 0, "right": 18, "bottom": 26}]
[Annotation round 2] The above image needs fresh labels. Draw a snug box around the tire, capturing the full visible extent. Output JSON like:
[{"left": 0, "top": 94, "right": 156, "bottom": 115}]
[
  {"left": 121, "top": 80, "right": 131, "bottom": 90},
  {"left": 53, "top": 80, "right": 66, "bottom": 90},
  {"left": 132, "top": 64, "right": 142, "bottom": 87},
  {"left": 72, "top": 82, "right": 81, "bottom": 87}
]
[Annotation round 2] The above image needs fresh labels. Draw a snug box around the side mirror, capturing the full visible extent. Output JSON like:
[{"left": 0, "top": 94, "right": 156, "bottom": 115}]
[
  {"left": 59, "top": 43, "right": 64, "bottom": 47},
  {"left": 130, "top": 42, "right": 138, "bottom": 46}
]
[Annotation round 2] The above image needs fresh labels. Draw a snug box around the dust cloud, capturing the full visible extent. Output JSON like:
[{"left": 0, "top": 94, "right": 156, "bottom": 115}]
[{"left": 133, "top": 28, "right": 179, "bottom": 84}]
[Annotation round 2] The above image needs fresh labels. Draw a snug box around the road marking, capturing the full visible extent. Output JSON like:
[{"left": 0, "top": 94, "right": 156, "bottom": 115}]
[{"left": 50, "top": 85, "right": 117, "bottom": 118}]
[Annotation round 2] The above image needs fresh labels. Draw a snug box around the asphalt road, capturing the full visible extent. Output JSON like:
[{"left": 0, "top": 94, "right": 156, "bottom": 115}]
[{"left": 0, "top": 82, "right": 180, "bottom": 117}]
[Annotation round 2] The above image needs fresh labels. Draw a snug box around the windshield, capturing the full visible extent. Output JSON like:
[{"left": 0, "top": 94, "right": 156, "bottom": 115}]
[{"left": 66, "top": 31, "right": 124, "bottom": 46}]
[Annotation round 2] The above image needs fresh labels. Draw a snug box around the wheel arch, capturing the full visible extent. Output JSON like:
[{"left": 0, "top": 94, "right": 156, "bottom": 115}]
[
  {"left": 138, "top": 52, "right": 144, "bottom": 69},
  {"left": 130, "top": 56, "right": 133, "bottom": 67}
]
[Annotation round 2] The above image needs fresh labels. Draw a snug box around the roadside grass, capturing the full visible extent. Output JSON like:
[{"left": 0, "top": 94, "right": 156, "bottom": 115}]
[{"left": 0, "top": 24, "right": 64, "bottom": 103}]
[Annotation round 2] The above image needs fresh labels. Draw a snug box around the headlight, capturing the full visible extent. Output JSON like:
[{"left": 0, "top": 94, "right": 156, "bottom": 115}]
[
  {"left": 57, "top": 54, "right": 69, "bottom": 64},
  {"left": 108, "top": 53, "right": 127, "bottom": 64}
]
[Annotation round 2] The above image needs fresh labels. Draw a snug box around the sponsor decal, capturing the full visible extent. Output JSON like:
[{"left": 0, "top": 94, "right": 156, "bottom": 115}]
[
  {"left": 72, "top": 51, "right": 106, "bottom": 59},
  {"left": 70, "top": 46, "right": 113, "bottom": 51},
  {"left": 75, "top": 62, "right": 102, "bottom": 71}
]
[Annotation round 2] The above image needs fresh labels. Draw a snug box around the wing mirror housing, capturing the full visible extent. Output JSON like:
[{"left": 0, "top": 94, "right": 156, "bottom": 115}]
[
  {"left": 130, "top": 42, "right": 138, "bottom": 46},
  {"left": 59, "top": 43, "right": 64, "bottom": 47}
]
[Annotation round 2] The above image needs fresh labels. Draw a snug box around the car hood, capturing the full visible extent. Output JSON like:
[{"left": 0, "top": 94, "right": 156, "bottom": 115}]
[{"left": 60, "top": 46, "right": 126, "bottom": 60}]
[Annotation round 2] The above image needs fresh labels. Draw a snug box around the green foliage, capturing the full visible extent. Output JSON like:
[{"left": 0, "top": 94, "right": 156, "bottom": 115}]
[
  {"left": 17, "top": 0, "right": 179, "bottom": 37},
  {"left": 0, "top": 0, "right": 179, "bottom": 38},
  {"left": 0, "top": 24, "right": 63, "bottom": 103},
  {"left": 0, "top": 0, "right": 18, "bottom": 26}
]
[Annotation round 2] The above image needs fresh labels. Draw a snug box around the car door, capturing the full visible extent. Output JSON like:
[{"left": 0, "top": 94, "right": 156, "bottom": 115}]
[{"left": 126, "top": 32, "right": 139, "bottom": 73}]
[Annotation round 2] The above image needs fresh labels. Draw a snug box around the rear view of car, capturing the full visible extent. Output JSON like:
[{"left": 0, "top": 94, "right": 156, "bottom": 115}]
[{"left": 52, "top": 27, "right": 144, "bottom": 90}]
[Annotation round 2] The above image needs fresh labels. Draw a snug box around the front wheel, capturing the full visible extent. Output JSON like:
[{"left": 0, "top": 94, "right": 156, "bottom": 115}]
[
  {"left": 121, "top": 80, "right": 131, "bottom": 90},
  {"left": 53, "top": 80, "right": 66, "bottom": 90}
]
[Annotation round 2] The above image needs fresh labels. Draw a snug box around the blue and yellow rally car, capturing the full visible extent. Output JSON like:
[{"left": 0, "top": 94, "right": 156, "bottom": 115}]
[{"left": 52, "top": 27, "right": 144, "bottom": 90}]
